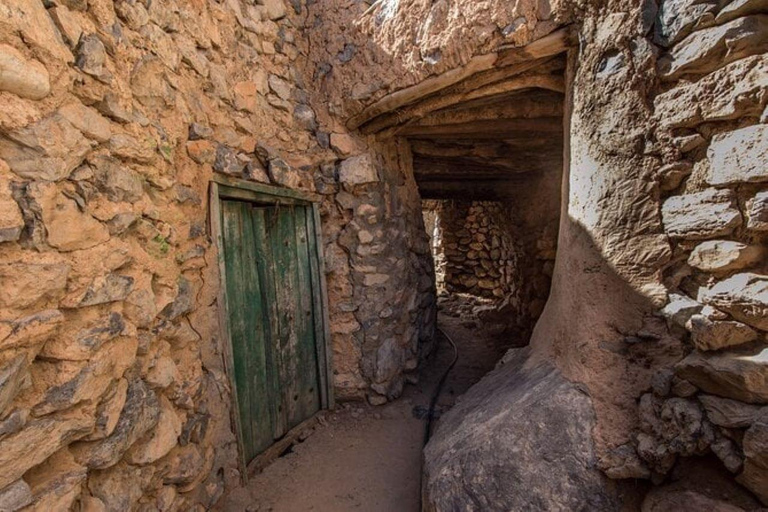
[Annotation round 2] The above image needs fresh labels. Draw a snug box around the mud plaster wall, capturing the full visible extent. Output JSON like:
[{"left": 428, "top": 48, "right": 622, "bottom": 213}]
[
  {"left": 529, "top": 0, "right": 768, "bottom": 503},
  {"left": 0, "top": 1, "right": 433, "bottom": 510}
]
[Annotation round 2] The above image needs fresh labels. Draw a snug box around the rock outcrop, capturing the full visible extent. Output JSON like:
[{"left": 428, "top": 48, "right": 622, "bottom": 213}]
[{"left": 423, "top": 349, "right": 629, "bottom": 511}]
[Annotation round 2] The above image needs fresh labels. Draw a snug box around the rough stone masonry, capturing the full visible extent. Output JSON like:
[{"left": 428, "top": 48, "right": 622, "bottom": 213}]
[{"left": 0, "top": 0, "right": 766, "bottom": 511}]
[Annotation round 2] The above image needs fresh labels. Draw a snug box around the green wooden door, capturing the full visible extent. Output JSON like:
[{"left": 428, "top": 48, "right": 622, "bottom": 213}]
[{"left": 221, "top": 200, "right": 323, "bottom": 464}]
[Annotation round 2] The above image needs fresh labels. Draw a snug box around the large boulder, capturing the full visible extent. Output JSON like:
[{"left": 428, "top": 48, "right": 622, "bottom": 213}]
[{"left": 423, "top": 348, "right": 629, "bottom": 511}]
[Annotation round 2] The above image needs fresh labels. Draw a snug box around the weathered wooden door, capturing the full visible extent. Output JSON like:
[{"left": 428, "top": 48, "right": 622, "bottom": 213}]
[{"left": 220, "top": 197, "right": 326, "bottom": 465}]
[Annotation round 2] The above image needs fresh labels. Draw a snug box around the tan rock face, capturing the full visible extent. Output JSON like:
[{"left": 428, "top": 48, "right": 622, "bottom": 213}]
[{"left": 686, "top": 314, "right": 758, "bottom": 352}]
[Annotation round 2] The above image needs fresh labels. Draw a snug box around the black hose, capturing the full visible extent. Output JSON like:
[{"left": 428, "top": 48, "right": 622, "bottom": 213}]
[{"left": 423, "top": 325, "right": 459, "bottom": 446}]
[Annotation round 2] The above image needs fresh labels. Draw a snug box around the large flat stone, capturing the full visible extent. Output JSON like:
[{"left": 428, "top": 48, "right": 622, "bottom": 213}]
[
  {"left": 699, "top": 394, "right": 765, "bottom": 428},
  {"left": 699, "top": 273, "right": 768, "bottom": 331},
  {"left": 0, "top": 115, "right": 92, "bottom": 182},
  {"left": 707, "top": 125, "right": 768, "bottom": 186},
  {"left": 654, "top": 0, "right": 717, "bottom": 47},
  {"left": 659, "top": 15, "right": 768, "bottom": 80},
  {"left": 0, "top": 44, "right": 50, "bottom": 100},
  {"left": 423, "top": 348, "right": 627, "bottom": 511},
  {"left": 339, "top": 154, "right": 379, "bottom": 185},
  {"left": 687, "top": 240, "right": 763, "bottom": 274},
  {"left": 661, "top": 189, "right": 741, "bottom": 239},
  {"left": 675, "top": 349, "right": 768, "bottom": 404},
  {"left": 0, "top": 404, "right": 94, "bottom": 489},
  {"left": 654, "top": 56, "right": 768, "bottom": 129},
  {"left": 686, "top": 314, "right": 758, "bottom": 351}
]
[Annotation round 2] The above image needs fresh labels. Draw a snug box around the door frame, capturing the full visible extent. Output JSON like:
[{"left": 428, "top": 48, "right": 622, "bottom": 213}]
[{"left": 209, "top": 174, "right": 334, "bottom": 481}]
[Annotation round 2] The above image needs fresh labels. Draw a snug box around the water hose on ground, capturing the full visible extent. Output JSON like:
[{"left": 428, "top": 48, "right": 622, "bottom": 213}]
[{"left": 423, "top": 325, "right": 459, "bottom": 446}]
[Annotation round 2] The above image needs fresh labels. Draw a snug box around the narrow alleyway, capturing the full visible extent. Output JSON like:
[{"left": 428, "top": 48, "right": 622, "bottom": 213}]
[{"left": 218, "top": 307, "right": 510, "bottom": 512}]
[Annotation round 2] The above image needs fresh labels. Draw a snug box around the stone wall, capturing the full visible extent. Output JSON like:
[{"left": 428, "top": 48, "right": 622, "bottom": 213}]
[
  {"left": 0, "top": 1, "right": 434, "bottom": 510},
  {"left": 639, "top": 3, "right": 768, "bottom": 501},
  {"left": 531, "top": 0, "right": 768, "bottom": 505},
  {"left": 436, "top": 201, "right": 521, "bottom": 300}
]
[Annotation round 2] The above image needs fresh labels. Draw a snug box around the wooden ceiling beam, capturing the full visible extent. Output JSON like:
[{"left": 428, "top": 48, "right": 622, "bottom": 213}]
[{"left": 345, "top": 26, "right": 572, "bottom": 132}]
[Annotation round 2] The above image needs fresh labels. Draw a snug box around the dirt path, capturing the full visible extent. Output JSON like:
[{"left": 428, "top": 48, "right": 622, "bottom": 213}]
[{"left": 218, "top": 312, "right": 509, "bottom": 512}]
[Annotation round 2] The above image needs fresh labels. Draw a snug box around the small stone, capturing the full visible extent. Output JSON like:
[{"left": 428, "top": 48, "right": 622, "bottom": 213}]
[
  {"left": 65, "top": 273, "right": 135, "bottom": 308},
  {"left": 0, "top": 355, "right": 29, "bottom": 417},
  {"left": 32, "top": 337, "right": 137, "bottom": 416},
  {"left": 245, "top": 160, "right": 270, "bottom": 183},
  {"left": 675, "top": 349, "right": 768, "bottom": 404},
  {"left": 746, "top": 190, "right": 768, "bottom": 231},
  {"left": 699, "top": 394, "right": 764, "bottom": 428},
  {"left": 1, "top": 0, "right": 73, "bottom": 62},
  {"left": 186, "top": 140, "right": 216, "bottom": 165},
  {"left": 268, "top": 158, "right": 301, "bottom": 188},
  {"left": 85, "top": 378, "right": 129, "bottom": 441},
  {"left": 339, "top": 153, "right": 378, "bottom": 185},
  {"left": 686, "top": 314, "right": 758, "bottom": 351},
  {"left": 188, "top": 123, "right": 213, "bottom": 140},
  {"left": 108, "top": 134, "right": 156, "bottom": 164},
  {"left": 661, "top": 293, "right": 703, "bottom": 327},
  {"left": 0, "top": 44, "right": 50, "bottom": 100},
  {"left": 75, "top": 34, "right": 111, "bottom": 82},
  {"left": 654, "top": 0, "right": 717, "bottom": 47},
  {"left": 0, "top": 310, "right": 64, "bottom": 352},
  {"left": 293, "top": 104, "right": 317, "bottom": 131},
  {"left": 699, "top": 273, "right": 768, "bottom": 331},
  {"left": 71, "top": 379, "right": 160, "bottom": 469},
  {"left": 23, "top": 448, "right": 86, "bottom": 511},
  {"left": 707, "top": 125, "right": 768, "bottom": 186},
  {"left": 213, "top": 145, "right": 244, "bottom": 176},
  {"left": 658, "top": 16, "right": 768, "bottom": 80},
  {"left": 268, "top": 74, "right": 291, "bottom": 100},
  {"left": 661, "top": 188, "right": 741, "bottom": 239},
  {"left": 261, "top": 0, "right": 287, "bottom": 20},
  {"left": 125, "top": 395, "right": 181, "bottom": 465},
  {"left": 330, "top": 133, "right": 359, "bottom": 156},
  {"left": 91, "top": 156, "right": 144, "bottom": 202},
  {"left": 58, "top": 103, "right": 112, "bottom": 142},
  {"left": 0, "top": 480, "right": 32, "bottom": 512},
  {"left": 657, "top": 162, "right": 692, "bottom": 192},
  {"left": 0, "top": 404, "right": 95, "bottom": 489},
  {"left": 0, "top": 114, "right": 91, "bottom": 181},
  {"left": 0, "top": 181, "right": 23, "bottom": 244},
  {"left": 49, "top": 6, "right": 83, "bottom": 47},
  {"left": 233, "top": 81, "right": 258, "bottom": 113},
  {"left": 688, "top": 240, "right": 763, "bottom": 273},
  {"left": 88, "top": 462, "right": 144, "bottom": 511}
]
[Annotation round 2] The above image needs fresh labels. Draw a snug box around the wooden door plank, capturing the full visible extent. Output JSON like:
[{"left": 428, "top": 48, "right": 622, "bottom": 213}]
[
  {"left": 305, "top": 207, "right": 329, "bottom": 409},
  {"left": 221, "top": 201, "right": 274, "bottom": 460},
  {"left": 269, "top": 206, "right": 303, "bottom": 430},
  {"left": 292, "top": 206, "right": 321, "bottom": 422},
  {"left": 313, "top": 204, "right": 335, "bottom": 408},
  {"left": 221, "top": 201, "right": 255, "bottom": 459},
  {"left": 210, "top": 185, "right": 248, "bottom": 481},
  {"left": 251, "top": 206, "right": 287, "bottom": 439}
]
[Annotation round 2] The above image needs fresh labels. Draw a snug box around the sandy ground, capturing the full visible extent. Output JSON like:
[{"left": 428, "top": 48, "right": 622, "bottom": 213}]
[{"left": 217, "top": 312, "right": 509, "bottom": 512}]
